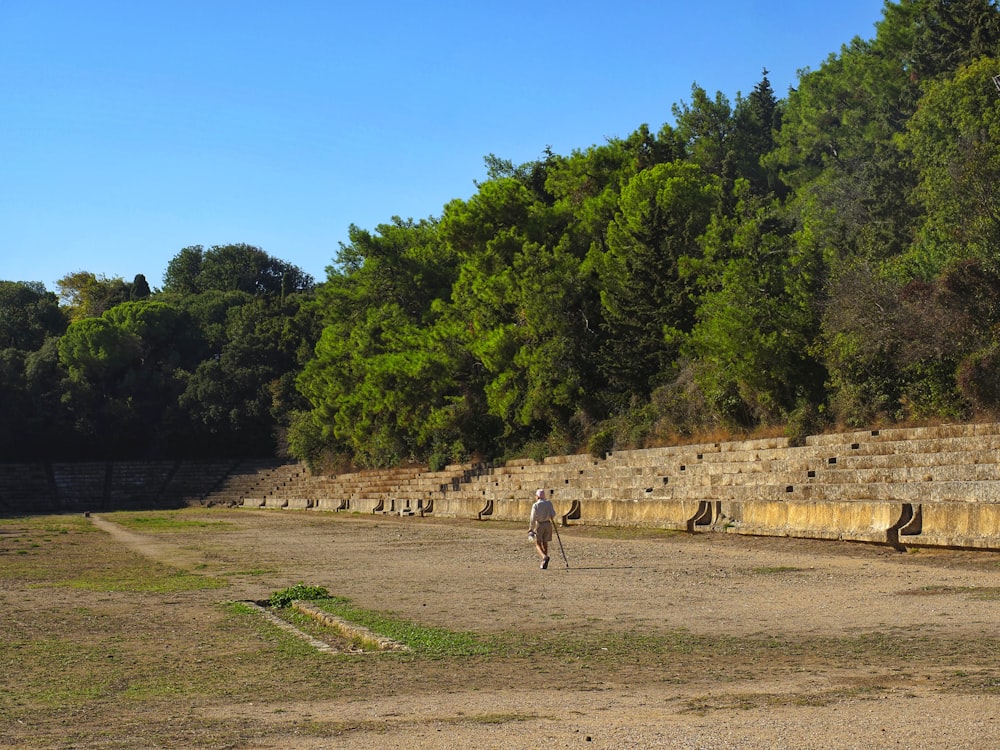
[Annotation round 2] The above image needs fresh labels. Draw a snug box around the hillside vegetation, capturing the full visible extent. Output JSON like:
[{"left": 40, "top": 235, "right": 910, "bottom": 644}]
[{"left": 3, "top": 0, "right": 1000, "bottom": 470}]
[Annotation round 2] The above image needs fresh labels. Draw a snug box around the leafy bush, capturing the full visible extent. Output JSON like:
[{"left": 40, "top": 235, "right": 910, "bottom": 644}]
[
  {"left": 268, "top": 583, "right": 331, "bottom": 608},
  {"left": 957, "top": 345, "right": 1000, "bottom": 414},
  {"left": 785, "top": 400, "right": 824, "bottom": 447},
  {"left": 587, "top": 427, "right": 614, "bottom": 458}
]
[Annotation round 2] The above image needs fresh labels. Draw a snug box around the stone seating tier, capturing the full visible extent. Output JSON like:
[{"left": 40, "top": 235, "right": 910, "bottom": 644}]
[
  {"left": 4, "top": 422, "right": 1000, "bottom": 549},
  {"left": 109, "top": 462, "right": 176, "bottom": 507},
  {"left": 0, "top": 463, "right": 56, "bottom": 511},
  {"left": 157, "top": 461, "right": 236, "bottom": 505}
]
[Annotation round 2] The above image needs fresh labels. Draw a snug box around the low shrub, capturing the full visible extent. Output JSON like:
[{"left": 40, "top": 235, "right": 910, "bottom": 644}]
[{"left": 268, "top": 583, "right": 331, "bottom": 608}]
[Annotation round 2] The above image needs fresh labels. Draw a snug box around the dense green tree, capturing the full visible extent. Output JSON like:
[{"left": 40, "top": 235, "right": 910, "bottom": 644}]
[
  {"left": 162, "top": 246, "right": 204, "bottom": 294},
  {"left": 131, "top": 274, "right": 152, "bottom": 300},
  {"left": 440, "top": 167, "right": 602, "bottom": 451},
  {"left": 771, "top": 0, "right": 1000, "bottom": 278},
  {"left": 21, "top": 338, "right": 76, "bottom": 457},
  {"left": 818, "top": 257, "right": 995, "bottom": 425},
  {"left": 897, "top": 57, "right": 1000, "bottom": 276},
  {"left": 0, "top": 281, "right": 67, "bottom": 350},
  {"left": 818, "top": 263, "right": 909, "bottom": 424},
  {"left": 728, "top": 72, "right": 785, "bottom": 197},
  {"left": 544, "top": 124, "right": 680, "bottom": 252},
  {"left": 102, "top": 300, "right": 198, "bottom": 389},
  {"left": 163, "top": 289, "right": 253, "bottom": 356},
  {"left": 163, "top": 243, "right": 314, "bottom": 296},
  {"left": 3, "top": 0, "right": 999, "bottom": 464},
  {"left": 294, "top": 218, "right": 466, "bottom": 466},
  {"left": 50, "top": 301, "right": 194, "bottom": 456},
  {"left": 58, "top": 317, "right": 141, "bottom": 385},
  {"left": 449, "top": 234, "right": 597, "bottom": 445},
  {"left": 0, "top": 348, "right": 28, "bottom": 456},
  {"left": 54, "top": 317, "right": 141, "bottom": 456},
  {"left": 298, "top": 302, "right": 469, "bottom": 466},
  {"left": 152, "top": 244, "right": 320, "bottom": 456},
  {"left": 543, "top": 141, "right": 631, "bottom": 273},
  {"left": 332, "top": 219, "right": 454, "bottom": 323},
  {"left": 0, "top": 343, "right": 70, "bottom": 460},
  {"left": 56, "top": 272, "right": 132, "bottom": 321},
  {"left": 590, "top": 161, "right": 722, "bottom": 406},
  {"left": 877, "top": 0, "right": 1000, "bottom": 85},
  {"left": 673, "top": 85, "right": 734, "bottom": 180},
  {"left": 174, "top": 290, "right": 319, "bottom": 458},
  {"left": 103, "top": 300, "right": 187, "bottom": 348},
  {"left": 481, "top": 150, "right": 558, "bottom": 205},
  {"left": 773, "top": 40, "right": 918, "bottom": 270},
  {"left": 685, "top": 183, "right": 825, "bottom": 426}
]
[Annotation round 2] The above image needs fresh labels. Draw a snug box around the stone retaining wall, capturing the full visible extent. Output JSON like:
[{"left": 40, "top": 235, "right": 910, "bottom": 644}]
[{"left": 434, "top": 423, "right": 1000, "bottom": 550}]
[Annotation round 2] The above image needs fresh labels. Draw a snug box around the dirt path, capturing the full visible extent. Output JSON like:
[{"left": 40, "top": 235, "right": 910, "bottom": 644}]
[
  {"left": 89, "top": 514, "right": 213, "bottom": 570},
  {"left": 3, "top": 510, "right": 999, "bottom": 748}
]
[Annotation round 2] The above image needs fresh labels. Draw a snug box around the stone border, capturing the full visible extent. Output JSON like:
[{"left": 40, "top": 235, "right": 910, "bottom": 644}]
[
  {"left": 241, "top": 601, "right": 342, "bottom": 654},
  {"left": 239, "top": 600, "right": 410, "bottom": 654},
  {"left": 291, "top": 600, "right": 410, "bottom": 652}
]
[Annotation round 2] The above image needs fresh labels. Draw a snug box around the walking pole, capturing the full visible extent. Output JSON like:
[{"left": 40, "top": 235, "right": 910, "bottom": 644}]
[{"left": 553, "top": 520, "right": 569, "bottom": 569}]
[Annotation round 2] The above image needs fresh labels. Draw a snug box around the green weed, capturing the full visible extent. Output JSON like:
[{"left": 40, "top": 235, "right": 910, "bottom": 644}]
[{"left": 269, "top": 583, "right": 332, "bottom": 608}]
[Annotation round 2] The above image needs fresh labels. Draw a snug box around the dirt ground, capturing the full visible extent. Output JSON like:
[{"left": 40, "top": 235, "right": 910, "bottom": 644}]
[{"left": 2, "top": 507, "right": 999, "bottom": 749}]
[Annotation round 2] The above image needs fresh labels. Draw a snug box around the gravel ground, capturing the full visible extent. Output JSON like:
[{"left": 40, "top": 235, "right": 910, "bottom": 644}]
[{"left": 3, "top": 509, "right": 999, "bottom": 748}]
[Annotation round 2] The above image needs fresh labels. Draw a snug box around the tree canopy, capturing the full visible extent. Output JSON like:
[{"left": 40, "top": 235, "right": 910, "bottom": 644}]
[{"left": 4, "top": 0, "right": 1000, "bottom": 466}]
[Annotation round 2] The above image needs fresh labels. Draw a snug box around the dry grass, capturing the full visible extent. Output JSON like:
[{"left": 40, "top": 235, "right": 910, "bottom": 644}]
[{"left": 2, "top": 510, "right": 999, "bottom": 748}]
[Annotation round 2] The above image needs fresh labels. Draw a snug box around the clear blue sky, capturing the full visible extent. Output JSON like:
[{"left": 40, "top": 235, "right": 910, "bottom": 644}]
[{"left": 1, "top": 1, "right": 889, "bottom": 291}]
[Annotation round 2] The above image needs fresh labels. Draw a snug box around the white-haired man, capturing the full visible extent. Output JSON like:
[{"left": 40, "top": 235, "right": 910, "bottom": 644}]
[{"left": 528, "top": 488, "right": 556, "bottom": 569}]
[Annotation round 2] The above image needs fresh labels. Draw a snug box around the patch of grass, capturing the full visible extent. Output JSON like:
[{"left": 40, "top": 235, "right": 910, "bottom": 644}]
[
  {"left": 230, "top": 568, "right": 276, "bottom": 576},
  {"left": 902, "top": 584, "right": 958, "bottom": 595},
  {"left": 121, "top": 677, "right": 190, "bottom": 699},
  {"left": 681, "top": 684, "right": 889, "bottom": 715},
  {"left": 4, "top": 514, "right": 228, "bottom": 592},
  {"left": 0, "top": 515, "right": 226, "bottom": 593},
  {"left": 221, "top": 601, "right": 320, "bottom": 659},
  {"left": 277, "top": 606, "right": 379, "bottom": 652},
  {"left": 1, "top": 518, "right": 99, "bottom": 575},
  {"left": 942, "top": 669, "right": 1000, "bottom": 695},
  {"left": 457, "top": 713, "right": 534, "bottom": 725},
  {"left": 0, "top": 637, "right": 119, "bottom": 707},
  {"left": 901, "top": 585, "right": 1000, "bottom": 600},
  {"left": 751, "top": 566, "right": 806, "bottom": 574},
  {"left": 224, "top": 600, "right": 257, "bottom": 617},
  {"left": 309, "top": 597, "right": 492, "bottom": 657},
  {"left": 65, "top": 564, "right": 226, "bottom": 593},
  {"left": 110, "top": 512, "right": 233, "bottom": 532},
  {"left": 967, "top": 588, "right": 1000, "bottom": 601}
]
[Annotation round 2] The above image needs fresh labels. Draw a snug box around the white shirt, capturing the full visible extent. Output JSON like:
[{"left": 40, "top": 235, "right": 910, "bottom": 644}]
[{"left": 529, "top": 498, "right": 556, "bottom": 530}]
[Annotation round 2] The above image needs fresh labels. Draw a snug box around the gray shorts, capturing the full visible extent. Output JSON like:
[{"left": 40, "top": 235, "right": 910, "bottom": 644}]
[{"left": 534, "top": 521, "right": 553, "bottom": 543}]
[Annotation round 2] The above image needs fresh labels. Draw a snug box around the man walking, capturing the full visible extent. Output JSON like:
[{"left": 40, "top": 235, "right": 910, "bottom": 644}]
[{"left": 528, "top": 488, "right": 557, "bottom": 569}]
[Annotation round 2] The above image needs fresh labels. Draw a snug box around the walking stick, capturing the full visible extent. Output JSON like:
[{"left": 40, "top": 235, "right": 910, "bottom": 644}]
[{"left": 553, "top": 520, "right": 569, "bottom": 569}]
